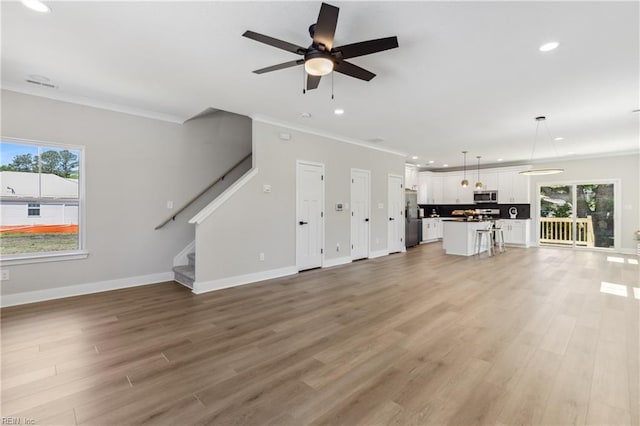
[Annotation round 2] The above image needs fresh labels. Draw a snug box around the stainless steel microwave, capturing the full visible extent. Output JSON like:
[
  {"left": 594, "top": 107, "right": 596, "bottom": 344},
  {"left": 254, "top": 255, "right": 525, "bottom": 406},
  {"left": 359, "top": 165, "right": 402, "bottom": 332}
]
[{"left": 474, "top": 190, "right": 498, "bottom": 203}]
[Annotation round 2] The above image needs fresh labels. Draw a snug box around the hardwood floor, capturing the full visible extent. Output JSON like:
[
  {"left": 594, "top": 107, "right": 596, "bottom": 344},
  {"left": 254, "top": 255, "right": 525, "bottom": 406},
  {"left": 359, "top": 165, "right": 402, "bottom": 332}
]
[{"left": 1, "top": 244, "right": 638, "bottom": 425}]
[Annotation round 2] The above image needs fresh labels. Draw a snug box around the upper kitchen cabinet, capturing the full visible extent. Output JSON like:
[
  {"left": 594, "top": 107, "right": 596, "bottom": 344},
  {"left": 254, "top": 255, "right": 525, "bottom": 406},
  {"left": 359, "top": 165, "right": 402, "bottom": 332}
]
[
  {"left": 478, "top": 171, "right": 498, "bottom": 190},
  {"left": 405, "top": 165, "right": 418, "bottom": 190},
  {"left": 443, "top": 174, "right": 473, "bottom": 204},
  {"left": 418, "top": 172, "right": 443, "bottom": 204},
  {"left": 497, "top": 168, "right": 530, "bottom": 203}
]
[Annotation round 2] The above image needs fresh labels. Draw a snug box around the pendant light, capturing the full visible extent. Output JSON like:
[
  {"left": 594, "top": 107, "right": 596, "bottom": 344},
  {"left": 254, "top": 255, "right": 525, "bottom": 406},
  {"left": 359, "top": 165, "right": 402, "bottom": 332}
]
[
  {"left": 519, "top": 116, "right": 565, "bottom": 175},
  {"left": 475, "top": 156, "right": 482, "bottom": 189},
  {"left": 460, "top": 151, "right": 469, "bottom": 187}
]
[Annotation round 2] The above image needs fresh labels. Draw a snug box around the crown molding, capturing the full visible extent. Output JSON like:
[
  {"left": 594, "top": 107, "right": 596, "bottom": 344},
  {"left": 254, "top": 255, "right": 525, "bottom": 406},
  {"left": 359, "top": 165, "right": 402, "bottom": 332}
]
[
  {"left": 2, "top": 85, "right": 186, "bottom": 124},
  {"left": 251, "top": 114, "right": 407, "bottom": 158}
]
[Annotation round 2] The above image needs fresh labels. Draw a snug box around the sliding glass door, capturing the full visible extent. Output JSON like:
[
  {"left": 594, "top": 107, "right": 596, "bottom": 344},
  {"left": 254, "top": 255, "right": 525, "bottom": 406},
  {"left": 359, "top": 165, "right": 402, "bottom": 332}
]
[{"left": 539, "top": 182, "right": 616, "bottom": 249}]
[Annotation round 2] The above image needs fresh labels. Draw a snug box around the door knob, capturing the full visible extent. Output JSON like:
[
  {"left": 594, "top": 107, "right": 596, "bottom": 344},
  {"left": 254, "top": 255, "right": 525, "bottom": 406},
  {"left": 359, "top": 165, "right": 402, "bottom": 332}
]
[
  {"left": 389, "top": 217, "right": 395, "bottom": 221},
  {"left": 365, "top": 218, "right": 369, "bottom": 222},
  {"left": 299, "top": 221, "right": 308, "bottom": 225}
]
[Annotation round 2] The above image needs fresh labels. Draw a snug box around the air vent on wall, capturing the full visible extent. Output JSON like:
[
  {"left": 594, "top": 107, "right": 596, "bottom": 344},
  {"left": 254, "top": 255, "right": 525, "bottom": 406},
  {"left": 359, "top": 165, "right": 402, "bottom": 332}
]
[{"left": 25, "top": 79, "right": 57, "bottom": 89}]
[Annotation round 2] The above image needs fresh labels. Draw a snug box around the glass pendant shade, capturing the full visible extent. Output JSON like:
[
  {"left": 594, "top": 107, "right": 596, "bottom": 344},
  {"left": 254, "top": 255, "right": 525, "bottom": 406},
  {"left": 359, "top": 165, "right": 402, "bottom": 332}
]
[
  {"left": 475, "top": 156, "right": 482, "bottom": 189},
  {"left": 460, "top": 151, "right": 468, "bottom": 187}
]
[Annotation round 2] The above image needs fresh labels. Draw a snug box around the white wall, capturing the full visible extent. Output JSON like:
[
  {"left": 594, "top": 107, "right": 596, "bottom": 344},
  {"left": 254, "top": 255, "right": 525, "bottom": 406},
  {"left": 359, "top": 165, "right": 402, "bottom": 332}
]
[
  {"left": 194, "top": 120, "right": 405, "bottom": 284},
  {"left": 529, "top": 154, "right": 639, "bottom": 251},
  {"left": 1, "top": 90, "right": 251, "bottom": 297}
]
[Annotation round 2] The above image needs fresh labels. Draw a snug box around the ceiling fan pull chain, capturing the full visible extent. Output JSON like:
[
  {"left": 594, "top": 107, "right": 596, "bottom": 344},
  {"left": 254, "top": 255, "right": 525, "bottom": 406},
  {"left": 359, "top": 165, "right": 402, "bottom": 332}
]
[
  {"left": 331, "top": 71, "right": 334, "bottom": 99},
  {"left": 302, "top": 66, "right": 306, "bottom": 94}
]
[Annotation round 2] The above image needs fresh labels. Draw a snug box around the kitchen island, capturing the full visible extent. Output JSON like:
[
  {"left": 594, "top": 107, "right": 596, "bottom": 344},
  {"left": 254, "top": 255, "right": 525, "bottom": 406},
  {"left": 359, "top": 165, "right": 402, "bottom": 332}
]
[{"left": 442, "top": 219, "right": 492, "bottom": 256}]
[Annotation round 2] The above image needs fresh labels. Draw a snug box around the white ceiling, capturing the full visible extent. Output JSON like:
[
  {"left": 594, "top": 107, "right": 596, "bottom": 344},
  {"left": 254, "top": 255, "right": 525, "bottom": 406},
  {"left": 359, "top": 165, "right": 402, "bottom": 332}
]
[{"left": 2, "top": 1, "right": 639, "bottom": 168}]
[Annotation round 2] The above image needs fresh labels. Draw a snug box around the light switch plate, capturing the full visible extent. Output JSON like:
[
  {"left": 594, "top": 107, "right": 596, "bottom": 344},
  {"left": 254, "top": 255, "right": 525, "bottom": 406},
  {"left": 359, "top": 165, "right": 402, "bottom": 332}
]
[{"left": 263, "top": 185, "right": 272, "bottom": 193}]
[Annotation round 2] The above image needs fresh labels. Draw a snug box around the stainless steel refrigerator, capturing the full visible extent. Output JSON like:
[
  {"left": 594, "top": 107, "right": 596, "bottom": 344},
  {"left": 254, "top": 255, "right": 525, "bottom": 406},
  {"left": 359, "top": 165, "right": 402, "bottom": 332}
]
[{"left": 405, "top": 190, "right": 420, "bottom": 248}]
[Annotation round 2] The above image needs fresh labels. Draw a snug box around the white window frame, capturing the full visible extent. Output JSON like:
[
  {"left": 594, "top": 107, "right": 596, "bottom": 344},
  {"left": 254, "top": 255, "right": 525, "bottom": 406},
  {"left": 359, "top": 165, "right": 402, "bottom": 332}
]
[{"left": 1, "top": 136, "right": 88, "bottom": 265}]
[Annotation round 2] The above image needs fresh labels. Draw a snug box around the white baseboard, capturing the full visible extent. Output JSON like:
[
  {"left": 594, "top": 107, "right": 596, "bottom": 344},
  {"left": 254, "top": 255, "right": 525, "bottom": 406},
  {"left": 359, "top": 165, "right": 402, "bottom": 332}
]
[
  {"left": 193, "top": 266, "right": 297, "bottom": 295},
  {"left": 0, "top": 272, "right": 174, "bottom": 308},
  {"left": 369, "top": 249, "right": 390, "bottom": 259},
  {"left": 618, "top": 248, "right": 638, "bottom": 255},
  {"left": 173, "top": 240, "right": 196, "bottom": 267},
  {"left": 323, "top": 256, "right": 352, "bottom": 268}
]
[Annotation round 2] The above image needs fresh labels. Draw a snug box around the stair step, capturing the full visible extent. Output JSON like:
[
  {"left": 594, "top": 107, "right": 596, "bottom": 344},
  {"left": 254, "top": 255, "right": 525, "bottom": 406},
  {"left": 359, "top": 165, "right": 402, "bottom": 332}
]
[
  {"left": 173, "top": 265, "right": 195, "bottom": 289},
  {"left": 187, "top": 252, "right": 196, "bottom": 266}
]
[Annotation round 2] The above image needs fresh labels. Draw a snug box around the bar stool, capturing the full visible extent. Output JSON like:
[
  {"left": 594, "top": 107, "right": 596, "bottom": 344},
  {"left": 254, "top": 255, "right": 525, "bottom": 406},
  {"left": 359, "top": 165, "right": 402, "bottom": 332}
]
[
  {"left": 493, "top": 223, "right": 505, "bottom": 253},
  {"left": 475, "top": 222, "right": 494, "bottom": 256}
]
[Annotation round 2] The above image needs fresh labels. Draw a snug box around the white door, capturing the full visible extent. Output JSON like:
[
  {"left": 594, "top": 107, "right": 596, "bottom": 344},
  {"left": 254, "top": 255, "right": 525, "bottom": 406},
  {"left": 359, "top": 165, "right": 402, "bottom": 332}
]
[
  {"left": 296, "top": 161, "right": 324, "bottom": 271},
  {"left": 388, "top": 175, "right": 404, "bottom": 253},
  {"left": 351, "top": 169, "right": 370, "bottom": 260}
]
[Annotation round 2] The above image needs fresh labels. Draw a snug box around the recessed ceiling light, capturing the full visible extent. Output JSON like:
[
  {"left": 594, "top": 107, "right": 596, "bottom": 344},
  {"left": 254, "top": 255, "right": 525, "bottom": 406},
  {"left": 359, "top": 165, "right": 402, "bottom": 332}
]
[
  {"left": 334, "top": 108, "right": 344, "bottom": 115},
  {"left": 20, "top": 0, "right": 50, "bottom": 13},
  {"left": 300, "top": 112, "right": 311, "bottom": 118},
  {"left": 411, "top": 156, "right": 418, "bottom": 160},
  {"left": 442, "top": 164, "right": 449, "bottom": 167},
  {"left": 567, "top": 151, "right": 575, "bottom": 155},
  {"left": 428, "top": 160, "right": 435, "bottom": 164},
  {"left": 539, "top": 41, "right": 559, "bottom": 52},
  {"left": 416, "top": 164, "right": 422, "bottom": 167},
  {"left": 554, "top": 137, "right": 564, "bottom": 141},
  {"left": 497, "top": 158, "right": 503, "bottom": 162},
  {"left": 632, "top": 109, "right": 640, "bottom": 113}
]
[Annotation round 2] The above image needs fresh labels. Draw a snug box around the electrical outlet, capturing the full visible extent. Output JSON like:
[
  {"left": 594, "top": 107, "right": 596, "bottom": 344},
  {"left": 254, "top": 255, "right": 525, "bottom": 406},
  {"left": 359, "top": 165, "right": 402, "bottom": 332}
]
[
  {"left": 1, "top": 270, "right": 9, "bottom": 281},
  {"left": 336, "top": 243, "right": 340, "bottom": 252},
  {"left": 259, "top": 253, "right": 265, "bottom": 261},
  {"left": 166, "top": 201, "right": 173, "bottom": 209}
]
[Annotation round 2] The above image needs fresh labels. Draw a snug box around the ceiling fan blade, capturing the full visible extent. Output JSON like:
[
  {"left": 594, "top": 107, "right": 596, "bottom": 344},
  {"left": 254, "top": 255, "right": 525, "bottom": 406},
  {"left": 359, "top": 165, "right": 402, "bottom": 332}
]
[
  {"left": 334, "top": 60, "right": 376, "bottom": 81},
  {"left": 333, "top": 36, "right": 399, "bottom": 59},
  {"left": 307, "top": 74, "right": 321, "bottom": 90},
  {"left": 242, "top": 30, "right": 306, "bottom": 55},
  {"left": 253, "top": 59, "right": 305, "bottom": 74},
  {"left": 313, "top": 3, "right": 339, "bottom": 50}
]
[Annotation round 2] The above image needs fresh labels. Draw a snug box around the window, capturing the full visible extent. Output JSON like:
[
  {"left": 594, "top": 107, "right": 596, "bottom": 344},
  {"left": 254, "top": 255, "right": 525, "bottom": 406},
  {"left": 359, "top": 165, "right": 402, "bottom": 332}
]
[
  {"left": 27, "top": 203, "right": 41, "bottom": 216},
  {"left": 1, "top": 138, "right": 86, "bottom": 263}
]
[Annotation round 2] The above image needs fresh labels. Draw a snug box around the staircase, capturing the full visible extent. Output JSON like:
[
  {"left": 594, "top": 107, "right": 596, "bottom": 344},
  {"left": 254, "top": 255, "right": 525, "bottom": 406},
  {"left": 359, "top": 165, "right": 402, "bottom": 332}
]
[{"left": 173, "top": 252, "right": 195, "bottom": 289}]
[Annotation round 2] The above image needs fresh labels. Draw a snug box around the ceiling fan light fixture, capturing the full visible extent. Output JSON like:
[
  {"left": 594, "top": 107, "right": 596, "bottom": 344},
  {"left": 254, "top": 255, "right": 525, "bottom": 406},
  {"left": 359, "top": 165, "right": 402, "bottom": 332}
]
[{"left": 304, "top": 57, "right": 333, "bottom": 76}]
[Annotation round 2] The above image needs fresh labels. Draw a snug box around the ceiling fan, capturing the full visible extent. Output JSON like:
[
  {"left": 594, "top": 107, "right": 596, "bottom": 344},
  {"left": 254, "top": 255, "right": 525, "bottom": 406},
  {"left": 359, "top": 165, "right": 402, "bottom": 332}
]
[{"left": 242, "top": 2, "right": 399, "bottom": 91}]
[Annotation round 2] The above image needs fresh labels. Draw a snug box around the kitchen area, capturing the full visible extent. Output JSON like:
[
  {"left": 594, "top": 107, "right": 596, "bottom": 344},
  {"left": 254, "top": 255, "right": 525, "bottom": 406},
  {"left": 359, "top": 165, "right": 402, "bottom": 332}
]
[{"left": 404, "top": 164, "right": 532, "bottom": 256}]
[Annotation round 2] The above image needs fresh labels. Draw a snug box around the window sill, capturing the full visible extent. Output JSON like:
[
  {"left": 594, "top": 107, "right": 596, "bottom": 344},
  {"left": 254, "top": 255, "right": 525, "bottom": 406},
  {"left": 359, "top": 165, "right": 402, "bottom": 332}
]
[{"left": 1, "top": 250, "right": 89, "bottom": 266}]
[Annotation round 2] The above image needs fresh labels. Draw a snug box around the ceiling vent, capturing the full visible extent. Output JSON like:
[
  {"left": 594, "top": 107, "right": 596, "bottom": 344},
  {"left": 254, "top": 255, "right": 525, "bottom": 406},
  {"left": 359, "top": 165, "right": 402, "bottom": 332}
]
[{"left": 25, "top": 79, "right": 57, "bottom": 88}]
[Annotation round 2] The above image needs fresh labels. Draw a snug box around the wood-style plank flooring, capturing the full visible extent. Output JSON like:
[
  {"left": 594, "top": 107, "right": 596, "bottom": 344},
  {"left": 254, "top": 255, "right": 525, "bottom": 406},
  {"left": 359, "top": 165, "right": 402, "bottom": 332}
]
[{"left": 1, "top": 244, "right": 639, "bottom": 425}]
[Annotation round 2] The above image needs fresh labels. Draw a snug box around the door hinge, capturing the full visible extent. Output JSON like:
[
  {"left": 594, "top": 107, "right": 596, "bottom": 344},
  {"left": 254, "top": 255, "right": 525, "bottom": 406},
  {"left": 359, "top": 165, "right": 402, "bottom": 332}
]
[
  {"left": 401, "top": 184, "right": 403, "bottom": 188},
  {"left": 321, "top": 211, "right": 324, "bottom": 218},
  {"left": 321, "top": 175, "right": 324, "bottom": 181},
  {"left": 321, "top": 248, "right": 323, "bottom": 254},
  {"left": 352, "top": 244, "right": 354, "bottom": 249},
  {"left": 352, "top": 178, "right": 354, "bottom": 183},
  {"left": 351, "top": 211, "right": 354, "bottom": 216}
]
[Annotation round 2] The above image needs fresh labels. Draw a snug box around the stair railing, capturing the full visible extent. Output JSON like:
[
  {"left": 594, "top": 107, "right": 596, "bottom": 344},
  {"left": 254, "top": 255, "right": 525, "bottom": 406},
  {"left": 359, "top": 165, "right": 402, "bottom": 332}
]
[{"left": 154, "top": 152, "right": 252, "bottom": 230}]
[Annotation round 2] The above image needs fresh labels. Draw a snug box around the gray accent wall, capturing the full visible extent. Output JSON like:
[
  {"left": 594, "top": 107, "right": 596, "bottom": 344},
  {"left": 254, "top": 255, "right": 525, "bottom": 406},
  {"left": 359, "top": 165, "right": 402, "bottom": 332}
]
[
  {"left": 1, "top": 90, "right": 251, "bottom": 296},
  {"left": 195, "top": 120, "right": 405, "bottom": 282}
]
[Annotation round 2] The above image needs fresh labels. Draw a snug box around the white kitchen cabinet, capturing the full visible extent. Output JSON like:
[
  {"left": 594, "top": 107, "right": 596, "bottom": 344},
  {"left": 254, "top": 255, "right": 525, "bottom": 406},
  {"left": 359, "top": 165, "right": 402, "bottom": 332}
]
[
  {"left": 418, "top": 172, "right": 430, "bottom": 204},
  {"left": 443, "top": 174, "right": 473, "bottom": 204},
  {"left": 418, "top": 173, "right": 444, "bottom": 204},
  {"left": 498, "top": 170, "right": 530, "bottom": 203},
  {"left": 495, "top": 219, "right": 530, "bottom": 246},
  {"left": 422, "top": 218, "right": 442, "bottom": 242},
  {"left": 405, "top": 165, "right": 418, "bottom": 190},
  {"left": 478, "top": 171, "right": 498, "bottom": 191},
  {"left": 431, "top": 176, "right": 444, "bottom": 204}
]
